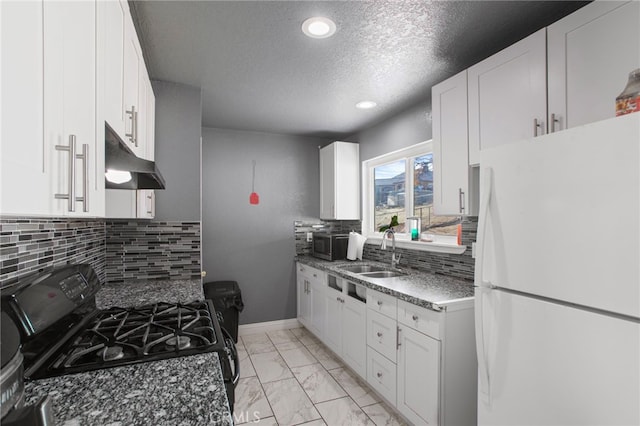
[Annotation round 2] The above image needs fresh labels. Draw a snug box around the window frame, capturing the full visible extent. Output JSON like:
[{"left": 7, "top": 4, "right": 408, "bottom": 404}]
[{"left": 361, "top": 140, "right": 467, "bottom": 254}]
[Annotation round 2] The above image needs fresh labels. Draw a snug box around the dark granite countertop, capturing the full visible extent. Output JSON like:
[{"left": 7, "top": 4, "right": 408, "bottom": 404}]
[
  {"left": 24, "top": 353, "right": 232, "bottom": 426},
  {"left": 96, "top": 279, "right": 204, "bottom": 309},
  {"left": 296, "top": 255, "right": 474, "bottom": 312},
  {"left": 24, "top": 279, "right": 232, "bottom": 425}
]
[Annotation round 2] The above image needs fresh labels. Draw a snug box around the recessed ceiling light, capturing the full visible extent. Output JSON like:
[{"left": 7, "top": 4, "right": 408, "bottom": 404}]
[
  {"left": 302, "top": 17, "right": 336, "bottom": 39},
  {"left": 356, "top": 101, "right": 377, "bottom": 109}
]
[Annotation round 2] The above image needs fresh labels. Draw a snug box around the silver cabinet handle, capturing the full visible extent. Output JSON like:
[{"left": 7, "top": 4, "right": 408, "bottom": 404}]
[
  {"left": 397, "top": 326, "right": 402, "bottom": 349},
  {"left": 377, "top": 331, "right": 382, "bottom": 338},
  {"left": 146, "top": 193, "right": 153, "bottom": 215},
  {"left": 376, "top": 372, "right": 382, "bottom": 378},
  {"left": 550, "top": 113, "right": 560, "bottom": 133},
  {"left": 459, "top": 187, "right": 465, "bottom": 214},
  {"left": 125, "top": 106, "right": 136, "bottom": 145},
  {"left": 377, "top": 300, "right": 382, "bottom": 306},
  {"left": 412, "top": 314, "right": 418, "bottom": 321},
  {"left": 534, "top": 118, "right": 543, "bottom": 137},
  {"left": 55, "top": 135, "right": 77, "bottom": 212},
  {"left": 78, "top": 143, "right": 89, "bottom": 212},
  {"left": 133, "top": 108, "right": 138, "bottom": 147}
]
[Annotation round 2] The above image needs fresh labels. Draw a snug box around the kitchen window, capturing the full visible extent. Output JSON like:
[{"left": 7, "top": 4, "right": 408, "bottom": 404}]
[{"left": 362, "top": 141, "right": 465, "bottom": 253}]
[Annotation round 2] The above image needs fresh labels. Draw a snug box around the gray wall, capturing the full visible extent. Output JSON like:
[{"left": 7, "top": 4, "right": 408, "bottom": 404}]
[
  {"left": 152, "top": 80, "right": 202, "bottom": 221},
  {"left": 201, "top": 127, "right": 327, "bottom": 324},
  {"left": 357, "top": 100, "right": 432, "bottom": 162}
]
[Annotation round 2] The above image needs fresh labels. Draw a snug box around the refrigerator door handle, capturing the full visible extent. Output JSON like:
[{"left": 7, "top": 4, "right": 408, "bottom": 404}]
[{"left": 475, "top": 167, "right": 494, "bottom": 404}]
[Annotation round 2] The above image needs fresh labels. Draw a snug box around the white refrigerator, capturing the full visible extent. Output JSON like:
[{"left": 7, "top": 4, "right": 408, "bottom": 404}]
[{"left": 475, "top": 114, "right": 640, "bottom": 425}]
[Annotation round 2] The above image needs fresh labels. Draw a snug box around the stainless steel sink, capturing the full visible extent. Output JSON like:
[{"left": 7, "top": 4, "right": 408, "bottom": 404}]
[
  {"left": 340, "top": 264, "right": 387, "bottom": 274},
  {"left": 359, "top": 270, "right": 406, "bottom": 278}
]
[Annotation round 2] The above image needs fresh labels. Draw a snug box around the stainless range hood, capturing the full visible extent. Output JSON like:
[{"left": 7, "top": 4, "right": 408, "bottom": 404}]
[{"left": 104, "top": 123, "right": 166, "bottom": 190}]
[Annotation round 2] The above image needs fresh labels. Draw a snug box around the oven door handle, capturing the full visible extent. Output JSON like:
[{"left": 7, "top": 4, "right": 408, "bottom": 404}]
[{"left": 220, "top": 326, "right": 240, "bottom": 386}]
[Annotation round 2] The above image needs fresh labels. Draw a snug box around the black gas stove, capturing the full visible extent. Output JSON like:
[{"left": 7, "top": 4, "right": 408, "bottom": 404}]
[{"left": 1, "top": 264, "right": 238, "bottom": 414}]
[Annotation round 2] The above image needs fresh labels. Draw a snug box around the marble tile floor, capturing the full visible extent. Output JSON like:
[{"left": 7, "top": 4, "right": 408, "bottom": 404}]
[{"left": 234, "top": 328, "right": 407, "bottom": 426}]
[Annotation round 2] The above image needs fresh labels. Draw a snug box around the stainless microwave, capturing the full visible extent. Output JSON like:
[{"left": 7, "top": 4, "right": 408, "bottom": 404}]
[{"left": 311, "top": 233, "right": 349, "bottom": 261}]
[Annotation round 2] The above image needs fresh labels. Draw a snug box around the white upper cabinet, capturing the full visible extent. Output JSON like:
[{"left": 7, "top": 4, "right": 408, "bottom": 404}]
[
  {"left": 468, "top": 29, "right": 547, "bottom": 165},
  {"left": 101, "top": 0, "right": 127, "bottom": 140},
  {"left": 122, "top": 6, "right": 145, "bottom": 158},
  {"left": 432, "top": 70, "right": 471, "bottom": 216},
  {"left": 1, "top": 1, "right": 48, "bottom": 215},
  {"left": 45, "top": 0, "right": 103, "bottom": 217},
  {"left": 320, "top": 141, "right": 360, "bottom": 220},
  {"left": 547, "top": 1, "right": 640, "bottom": 131}
]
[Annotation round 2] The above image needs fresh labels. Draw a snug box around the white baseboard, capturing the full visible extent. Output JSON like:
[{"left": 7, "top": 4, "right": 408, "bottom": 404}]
[{"left": 238, "top": 318, "right": 302, "bottom": 337}]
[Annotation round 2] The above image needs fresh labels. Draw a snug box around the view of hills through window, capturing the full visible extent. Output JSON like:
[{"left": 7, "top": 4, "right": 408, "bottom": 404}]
[{"left": 373, "top": 153, "right": 460, "bottom": 237}]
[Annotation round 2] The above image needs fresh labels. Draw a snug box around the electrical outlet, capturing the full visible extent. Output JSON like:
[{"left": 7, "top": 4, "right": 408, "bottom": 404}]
[{"left": 306, "top": 232, "right": 313, "bottom": 242}]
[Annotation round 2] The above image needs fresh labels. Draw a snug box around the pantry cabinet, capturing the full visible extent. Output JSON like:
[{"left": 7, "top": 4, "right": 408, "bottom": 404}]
[
  {"left": 547, "top": 0, "right": 640, "bottom": 131},
  {"left": 432, "top": 70, "right": 471, "bottom": 216},
  {"left": 319, "top": 142, "right": 360, "bottom": 220},
  {"left": 468, "top": 28, "right": 547, "bottom": 165}
]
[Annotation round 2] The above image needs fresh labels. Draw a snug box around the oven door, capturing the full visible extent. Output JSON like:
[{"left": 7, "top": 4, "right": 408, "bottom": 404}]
[{"left": 219, "top": 326, "right": 239, "bottom": 414}]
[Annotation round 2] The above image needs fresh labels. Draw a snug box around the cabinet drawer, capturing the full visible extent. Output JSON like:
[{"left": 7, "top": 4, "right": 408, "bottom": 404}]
[
  {"left": 367, "top": 289, "right": 397, "bottom": 319},
  {"left": 367, "top": 309, "right": 397, "bottom": 362},
  {"left": 367, "top": 346, "right": 397, "bottom": 405},
  {"left": 398, "top": 299, "right": 442, "bottom": 340}
]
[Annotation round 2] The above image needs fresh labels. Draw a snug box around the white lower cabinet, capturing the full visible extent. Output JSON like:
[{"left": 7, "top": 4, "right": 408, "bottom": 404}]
[
  {"left": 296, "top": 265, "right": 476, "bottom": 425},
  {"left": 296, "top": 265, "right": 313, "bottom": 329},
  {"left": 324, "top": 275, "right": 367, "bottom": 377},
  {"left": 341, "top": 293, "right": 367, "bottom": 378},
  {"left": 367, "top": 345, "right": 397, "bottom": 405},
  {"left": 295, "top": 263, "right": 326, "bottom": 340},
  {"left": 397, "top": 325, "right": 440, "bottom": 425}
]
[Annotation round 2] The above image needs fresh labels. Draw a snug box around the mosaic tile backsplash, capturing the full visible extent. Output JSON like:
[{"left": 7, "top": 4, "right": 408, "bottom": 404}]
[
  {"left": 294, "top": 217, "right": 477, "bottom": 281},
  {"left": 0, "top": 217, "right": 106, "bottom": 287},
  {"left": 105, "top": 220, "right": 201, "bottom": 283}
]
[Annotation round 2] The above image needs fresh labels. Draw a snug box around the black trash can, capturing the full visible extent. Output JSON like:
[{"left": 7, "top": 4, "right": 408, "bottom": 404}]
[{"left": 203, "top": 280, "right": 244, "bottom": 342}]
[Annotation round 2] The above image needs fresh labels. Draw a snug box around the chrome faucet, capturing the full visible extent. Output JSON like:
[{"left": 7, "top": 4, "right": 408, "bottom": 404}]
[{"left": 380, "top": 228, "right": 401, "bottom": 268}]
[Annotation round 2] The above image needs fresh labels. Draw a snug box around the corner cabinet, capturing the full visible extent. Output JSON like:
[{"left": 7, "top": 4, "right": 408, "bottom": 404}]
[
  {"left": 1, "top": 0, "right": 104, "bottom": 217},
  {"left": 320, "top": 142, "right": 360, "bottom": 220}
]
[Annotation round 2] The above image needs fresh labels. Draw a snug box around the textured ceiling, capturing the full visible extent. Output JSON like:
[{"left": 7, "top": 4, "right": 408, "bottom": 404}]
[{"left": 131, "top": 1, "right": 589, "bottom": 139}]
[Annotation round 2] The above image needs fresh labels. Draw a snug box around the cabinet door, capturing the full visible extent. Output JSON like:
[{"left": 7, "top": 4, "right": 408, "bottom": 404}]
[
  {"left": 324, "top": 287, "right": 343, "bottom": 355},
  {"left": 123, "top": 12, "right": 143, "bottom": 157},
  {"left": 296, "top": 266, "right": 312, "bottom": 328},
  {"left": 468, "top": 29, "right": 547, "bottom": 165},
  {"left": 342, "top": 296, "right": 367, "bottom": 378},
  {"left": 137, "top": 190, "right": 155, "bottom": 218},
  {"left": 548, "top": 1, "right": 640, "bottom": 131},
  {"left": 319, "top": 144, "right": 335, "bottom": 219},
  {"left": 101, "top": 0, "right": 127, "bottom": 139},
  {"left": 432, "top": 70, "right": 470, "bottom": 215},
  {"left": 309, "top": 277, "right": 326, "bottom": 340},
  {"left": 45, "top": 0, "right": 97, "bottom": 217},
  {"left": 397, "top": 326, "right": 440, "bottom": 426},
  {"left": 320, "top": 142, "right": 360, "bottom": 220},
  {"left": 0, "top": 0, "right": 49, "bottom": 215}
]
